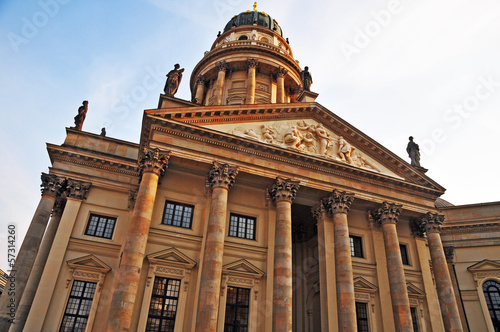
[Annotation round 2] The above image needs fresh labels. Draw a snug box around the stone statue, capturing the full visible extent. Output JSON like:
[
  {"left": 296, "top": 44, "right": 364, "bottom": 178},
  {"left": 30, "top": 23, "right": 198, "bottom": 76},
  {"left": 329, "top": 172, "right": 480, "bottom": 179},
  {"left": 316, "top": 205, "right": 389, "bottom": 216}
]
[
  {"left": 284, "top": 126, "right": 303, "bottom": 148},
  {"left": 407, "top": 136, "right": 421, "bottom": 167},
  {"left": 300, "top": 66, "right": 313, "bottom": 91},
  {"left": 164, "top": 64, "right": 184, "bottom": 96},
  {"left": 100, "top": 127, "right": 106, "bottom": 137},
  {"left": 338, "top": 136, "right": 352, "bottom": 164},
  {"left": 74, "top": 100, "right": 88, "bottom": 131}
]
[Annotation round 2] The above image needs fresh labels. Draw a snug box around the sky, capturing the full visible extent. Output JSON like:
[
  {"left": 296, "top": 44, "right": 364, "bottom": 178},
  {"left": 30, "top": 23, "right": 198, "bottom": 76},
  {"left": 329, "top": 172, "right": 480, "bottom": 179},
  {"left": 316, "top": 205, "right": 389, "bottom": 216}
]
[{"left": 0, "top": 0, "right": 499, "bottom": 272}]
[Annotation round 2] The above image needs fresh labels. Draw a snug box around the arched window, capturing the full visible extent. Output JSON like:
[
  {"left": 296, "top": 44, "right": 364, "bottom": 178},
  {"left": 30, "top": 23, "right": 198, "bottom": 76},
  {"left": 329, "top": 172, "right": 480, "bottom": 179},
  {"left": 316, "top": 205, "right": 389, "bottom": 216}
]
[
  {"left": 483, "top": 280, "right": 500, "bottom": 331},
  {"left": 238, "top": 35, "right": 248, "bottom": 40}
]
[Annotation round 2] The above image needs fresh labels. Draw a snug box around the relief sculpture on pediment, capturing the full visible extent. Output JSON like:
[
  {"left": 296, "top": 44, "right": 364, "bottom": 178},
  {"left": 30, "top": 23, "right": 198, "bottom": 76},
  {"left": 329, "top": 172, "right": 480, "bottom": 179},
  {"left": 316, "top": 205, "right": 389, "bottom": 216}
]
[{"left": 227, "top": 120, "right": 381, "bottom": 172}]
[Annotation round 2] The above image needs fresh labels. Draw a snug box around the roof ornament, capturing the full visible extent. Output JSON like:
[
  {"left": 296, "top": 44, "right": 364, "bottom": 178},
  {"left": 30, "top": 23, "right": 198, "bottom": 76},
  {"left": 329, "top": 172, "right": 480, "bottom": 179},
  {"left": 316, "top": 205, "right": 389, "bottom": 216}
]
[{"left": 253, "top": 2, "right": 257, "bottom": 11}]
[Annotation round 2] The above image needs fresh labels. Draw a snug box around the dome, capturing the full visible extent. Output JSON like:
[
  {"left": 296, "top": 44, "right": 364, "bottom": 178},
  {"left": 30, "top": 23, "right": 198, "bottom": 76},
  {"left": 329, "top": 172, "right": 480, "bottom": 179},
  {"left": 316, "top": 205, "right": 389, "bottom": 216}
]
[{"left": 223, "top": 9, "right": 283, "bottom": 36}]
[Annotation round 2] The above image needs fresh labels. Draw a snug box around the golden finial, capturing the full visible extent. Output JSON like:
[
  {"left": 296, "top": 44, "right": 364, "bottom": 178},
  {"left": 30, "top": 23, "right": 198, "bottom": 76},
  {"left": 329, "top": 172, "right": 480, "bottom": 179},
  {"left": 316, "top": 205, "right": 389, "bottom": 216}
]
[{"left": 253, "top": 2, "right": 257, "bottom": 11}]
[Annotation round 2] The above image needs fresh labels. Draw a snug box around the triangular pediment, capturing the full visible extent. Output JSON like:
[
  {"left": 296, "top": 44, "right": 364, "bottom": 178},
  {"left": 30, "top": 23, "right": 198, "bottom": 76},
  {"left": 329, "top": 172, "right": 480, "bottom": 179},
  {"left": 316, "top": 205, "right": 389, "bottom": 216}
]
[
  {"left": 353, "top": 277, "right": 378, "bottom": 293},
  {"left": 147, "top": 247, "right": 196, "bottom": 269},
  {"left": 468, "top": 259, "right": 500, "bottom": 272},
  {"left": 67, "top": 254, "right": 111, "bottom": 273},
  {"left": 222, "top": 259, "right": 264, "bottom": 278},
  {"left": 407, "top": 282, "right": 425, "bottom": 298}
]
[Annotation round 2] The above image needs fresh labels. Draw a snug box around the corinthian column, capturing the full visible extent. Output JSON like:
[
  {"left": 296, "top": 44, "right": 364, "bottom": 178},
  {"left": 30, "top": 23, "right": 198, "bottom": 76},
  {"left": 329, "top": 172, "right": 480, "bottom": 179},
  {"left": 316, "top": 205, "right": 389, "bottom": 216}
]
[
  {"left": 246, "top": 58, "right": 258, "bottom": 104},
  {"left": 214, "top": 60, "right": 229, "bottom": 105},
  {"left": 325, "top": 190, "right": 356, "bottom": 332},
  {"left": 194, "top": 75, "right": 206, "bottom": 104},
  {"left": 267, "top": 177, "right": 300, "bottom": 332},
  {"left": 276, "top": 67, "right": 287, "bottom": 104},
  {"left": 0, "top": 173, "right": 65, "bottom": 331},
  {"left": 370, "top": 202, "right": 412, "bottom": 332},
  {"left": 107, "top": 148, "right": 170, "bottom": 332},
  {"left": 420, "top": 213, "right": 463, "bottom": 332},
  {"left": 11, "top": 198, "right": 66, "bottom": 332},
  {"left": 195, "top": 161, "right": 239, "bottom": 332}
]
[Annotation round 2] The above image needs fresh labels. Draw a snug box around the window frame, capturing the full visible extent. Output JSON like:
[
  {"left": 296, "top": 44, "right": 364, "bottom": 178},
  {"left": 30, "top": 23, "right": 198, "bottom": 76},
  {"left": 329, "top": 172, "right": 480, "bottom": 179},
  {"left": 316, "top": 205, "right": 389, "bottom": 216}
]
[
  {"left": 355, "top": 301, "right": 370, "bottom": 332},
  {"left": 84, "top": 214, "right": 116, "bottom": 239},
  {"left": 400, "top": 243, "right": 410, "bottom": 266},
  {"left": 161, "top": 200, "right": 194, "bottom": 229},
  {"left": 228, "top": 213, "right": 256, "bottom": 241},
  {"left": 145, "top": 276, "right": 182, "bottom": 332},
  {"left": 59, "top": 280, "right": 97, "bottom": 332},
  {"left": 349, "top": 235, "right": 364, "bottom": 258},
  {"left": 223, "top": 286, "right": 251, "bottom": 331},
  {"left": 410, "top": 307, "right": 421, "bottom": 332},
  {"left": 483, "top": 279, "right": 500, "bottom": 331}
]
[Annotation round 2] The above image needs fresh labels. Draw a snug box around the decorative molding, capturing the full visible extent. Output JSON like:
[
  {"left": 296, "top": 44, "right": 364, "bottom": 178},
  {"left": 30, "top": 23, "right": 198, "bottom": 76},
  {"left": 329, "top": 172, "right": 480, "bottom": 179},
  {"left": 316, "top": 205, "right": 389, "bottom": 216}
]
[
  {"left": 247, "top": 58, "right": 258, "bottom": 69},
  {"left": 146, "top": 247, "right": 197, "bottom": 290},
  {"left": 206, "top": 161, "right": 239, "bottom": 190},
  {"left": 311, "top": 201, "right": 326, "bottom": 222},
  {"left": 468, "top": 259, "right": 500, "bottom": 286},
  {"left": 276, "top": 66, "right": 288, "bottom": 78},
  {"left": 369, "top": 201, "right": 402, "bottom": 226},
  {"left": 138, "top": 147, "right": 171, "bottom": 179},
  {"left": 40, "top": 172, "right": 65, "bottom": 198},
  {"left": 66, "top": 254, "right": 111, "bottom": 290},
  {"left": 418, "top": 212, "right": 444, "bottom": 234},
  {"left": 325, "top": 189, "right": 354, "bottom": 215},
  {"left": 441, "top": 222, "right": 500, "bottom": 234},
  {"left": 65, "top": 179, "right": 92, "bottom": 200},
  {"left": 266, "top": 176, "right": 300, "bottom": 203}
]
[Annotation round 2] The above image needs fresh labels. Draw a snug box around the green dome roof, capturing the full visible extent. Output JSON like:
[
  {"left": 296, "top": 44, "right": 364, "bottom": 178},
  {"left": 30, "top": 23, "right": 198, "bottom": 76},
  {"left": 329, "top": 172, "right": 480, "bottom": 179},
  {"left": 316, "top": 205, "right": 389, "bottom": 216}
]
[{"left": 223, "top": 10, "right": 283, "bottom": 36}]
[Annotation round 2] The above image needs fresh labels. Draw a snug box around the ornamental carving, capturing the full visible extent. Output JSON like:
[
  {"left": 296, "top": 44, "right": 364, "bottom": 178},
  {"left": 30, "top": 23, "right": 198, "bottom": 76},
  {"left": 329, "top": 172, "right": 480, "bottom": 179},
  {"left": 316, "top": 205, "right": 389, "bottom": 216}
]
[
  {"left": 73, "top": 271, "right": 101, "bottom": 280},
  {"left": 247, "top": 58, "right": 258, "bottom": 69},
  {"left": 227, "top": 277, "right": 254, "bottom": 286},
  {"left": 216, "top": 60, "right": 229, "bottom": 72},
  {"left": 325, "top": 189, "right": 354, "bottom": 215},
  {"left": 65, "top": 179, "right": 91, "bottom": 200},
  {"left": 311, "top": 201, "right": 326, "bottom": 222},
  {"left": 276, "top": 66, "right": 287, "bottom": 78},
  {"left": 418, "top": 212, "right": 444, "bottom": 234},
  {"left": 138, "top": 147, "right": 171, "bottom": 179},
  {"left": 196, "top": 75, "right": 205, "bottom": 85},
  {"left": 206, "top": 161, "right": 239, "bottom": 190},
  {"left": 155, "top": 266, "right": 184, "bottom": 276},
  {"left": 52, "top": 198, "right": 66, "bottom": 218},
  {"left": 266, "top": 177, "right": 300, "bottom": 203},
  {"left": 226, "top": 120, "right": 380, "bottom": 172},
  {"left": 40, "top": 173, "right": 66, "bottom": 198},
  {"left": 369, "top": 201, "right": 402, "bottom": 226}
]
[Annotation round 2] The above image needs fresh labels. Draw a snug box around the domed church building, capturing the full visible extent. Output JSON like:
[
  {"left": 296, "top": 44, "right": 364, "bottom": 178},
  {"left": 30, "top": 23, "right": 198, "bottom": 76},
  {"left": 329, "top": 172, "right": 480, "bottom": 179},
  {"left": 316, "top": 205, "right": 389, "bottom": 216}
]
[{"left": 1, "top": 4, "right": 499, "bottom": 332}]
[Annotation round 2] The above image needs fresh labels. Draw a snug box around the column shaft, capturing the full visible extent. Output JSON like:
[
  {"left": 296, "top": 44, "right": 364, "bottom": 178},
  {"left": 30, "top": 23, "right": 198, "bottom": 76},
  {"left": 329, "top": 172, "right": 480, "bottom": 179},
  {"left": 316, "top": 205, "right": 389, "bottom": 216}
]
[
  {"left": 107, "top": 171, "right": 160, "bottom": 331},
  {"left": 246, "top": 63, "right": 256, "bottom": 104},
  {"left": 334, "top": 212, "right": 357, "bottom": 331},
  {"left": 10, "top": 200, "right": 65, "bottom": 332},
  {"left": 277, "top": 76, "right": 285, "bottom": 103},
  {"left": 428, "top": 232, "right": 463, "bottom": 332},
  {"left": 273, "top": 199, "right": 293, "bottom": 332},
  {"left": 382, "top": 222, "right": 412, "bottom": 332},
  {"left": 214, "top": 62, "right": 228, "bottom": 106},
  {"left": 195, "top": 77, "right": 205, "bottom": 104}
]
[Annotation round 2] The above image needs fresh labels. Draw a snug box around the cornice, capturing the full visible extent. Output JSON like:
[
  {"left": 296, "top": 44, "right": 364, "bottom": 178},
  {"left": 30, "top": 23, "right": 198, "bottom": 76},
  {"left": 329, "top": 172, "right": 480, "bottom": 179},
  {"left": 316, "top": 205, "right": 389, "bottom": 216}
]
[{"left": 441, "top": 222, "right": 500, "bottom": 234}]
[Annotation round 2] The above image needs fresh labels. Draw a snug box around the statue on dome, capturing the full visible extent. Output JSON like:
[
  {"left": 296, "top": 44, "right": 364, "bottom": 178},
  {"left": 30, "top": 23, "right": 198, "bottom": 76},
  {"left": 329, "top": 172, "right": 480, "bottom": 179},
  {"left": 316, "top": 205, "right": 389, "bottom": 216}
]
[
  {"left": 407, "top": 136, "right": 421, "bottom": 167},
  {"left": 300, "top": 66, "right": 313, "bottom": 91},
  {"left": 164, "top": 64, "right": 184, "bottom": 96},
  {"left": 73, "top": 100, "right": 88, "bottom": 131}
]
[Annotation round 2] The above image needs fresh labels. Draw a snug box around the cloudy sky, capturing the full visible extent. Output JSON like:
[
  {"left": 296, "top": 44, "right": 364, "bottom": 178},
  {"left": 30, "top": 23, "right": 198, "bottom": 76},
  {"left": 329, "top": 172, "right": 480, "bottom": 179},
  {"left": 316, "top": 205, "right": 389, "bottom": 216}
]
[{"left": 0, "top": 0, "right": 499, "bottom": 271}]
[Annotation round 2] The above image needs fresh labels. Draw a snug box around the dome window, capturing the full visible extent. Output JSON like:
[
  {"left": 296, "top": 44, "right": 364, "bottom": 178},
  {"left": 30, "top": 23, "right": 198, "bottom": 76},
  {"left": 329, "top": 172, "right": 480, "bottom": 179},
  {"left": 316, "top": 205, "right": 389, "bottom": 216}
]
[{"left": 238, "top": 35, "right": 248, "bottom": 40}]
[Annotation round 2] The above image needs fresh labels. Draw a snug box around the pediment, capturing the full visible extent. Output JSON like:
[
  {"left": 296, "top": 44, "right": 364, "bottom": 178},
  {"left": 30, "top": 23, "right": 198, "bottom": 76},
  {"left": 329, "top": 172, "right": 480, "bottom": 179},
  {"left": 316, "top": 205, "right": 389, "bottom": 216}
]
[
  {"left": 222, "top": 259, "right": 264, "bottom": 278},
  {"left": 468, "top": 259, "right": 500, "bottom": 272},
  {"left": 353, "top": 277, "right": 378, "bottom": 293},
  {"left": 67, "top": 254, "right": 111, "bottom": 273},
  {"left": 407, "top": 282, "right": 425, "bottom": 298},
  {"left": 147, "top": 247, "right": 197, "bottom": 269}
]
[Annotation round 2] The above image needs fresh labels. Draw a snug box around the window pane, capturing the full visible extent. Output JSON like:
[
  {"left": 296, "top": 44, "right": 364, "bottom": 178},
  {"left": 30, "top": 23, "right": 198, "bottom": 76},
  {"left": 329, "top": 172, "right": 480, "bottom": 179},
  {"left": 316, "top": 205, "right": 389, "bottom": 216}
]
[
  {"left": 355, "top": 302, "right": 369, "bottom": 332},
  {"left": 85, "top": 214, "right": 116, "bottom": 239},
  {"left": 228, "top": 213, "right": 256, "bottom": 240},
  {"left": 400, "top": 244, "right": 409, "bottom": 265},
  {"left": 60, "top": 281, "right": 96, "bottom": 332},
  {"left": 146, "top": 277, "right": 181, "bottom": 332},
  {"left": 224, "top": 287, "right": 250, "bottom": 331},
  {"left": 350, "top": 236, "right": 363, "bottom": 258},
  {"left": 162, "top": 201, "right": 194, "bottom": 229},
  {"left": 483, "top": 280, "right": 500, "bottom": 331},
  {"left": 411, "top": 307, "right": 420, "bottom": 332}
]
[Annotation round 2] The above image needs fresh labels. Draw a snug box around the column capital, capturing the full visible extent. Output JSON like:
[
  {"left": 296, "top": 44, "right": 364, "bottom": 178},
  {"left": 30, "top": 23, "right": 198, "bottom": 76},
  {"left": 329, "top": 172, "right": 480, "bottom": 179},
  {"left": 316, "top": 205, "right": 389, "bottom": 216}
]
[
  {"left": 325, "top": 189, "right": 354, "bottom": 215},
  {"left": 276, "top": 66, "right": 288, "bottom": 78},
  {"left": 52, "top": 198, "right": 66, "bottom": 218},
  {"left": 206, "top": 161, "right": 239, "bottom": 190},
  {"left": 369, "top": 201, "right": 402, "bottom": 226},
  {"left": 247, "top": 58, "right": 258, "bottom": 69},
  {"left": 216, "top": 60, "right": 229, "bottom": 72},
  {"left": 40, "top": 173, "right": 65, "bottom": 198},
  {"left": 196, "top": 75, "right": 206, "bottom": 85},
  {"left": 139, "top": 147, "right": 171, "bottom": 179},
  {"left": 443, "top": 246, "right": 455, "bottom": 263},
  {"left": 266, "top": 177, "right": 300, "bottom": 203},
  {"left": 65, "top": 179, "right": 91, "bottom": 200},
  {"left": 419, "top": 212, "right": 444, "bottom": 234},
  {"left": 311, "top": 201, "right": 326, "bottom": 222}
]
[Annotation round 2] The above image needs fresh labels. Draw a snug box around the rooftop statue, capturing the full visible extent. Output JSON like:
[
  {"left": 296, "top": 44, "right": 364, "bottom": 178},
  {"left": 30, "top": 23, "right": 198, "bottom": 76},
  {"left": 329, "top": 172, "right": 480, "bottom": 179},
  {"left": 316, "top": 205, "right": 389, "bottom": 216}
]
[
  {"left": 407, "top": 136, "right": 421, "bottom": 167},
  {"left": 300, "top": 66, "right": 313, "bottom": 91},
  {"left": 164, "top": 64, "right": 184, "bottom": 96},
  {"left": 74, "top": 100, "right": 88, "bottom": 131}
]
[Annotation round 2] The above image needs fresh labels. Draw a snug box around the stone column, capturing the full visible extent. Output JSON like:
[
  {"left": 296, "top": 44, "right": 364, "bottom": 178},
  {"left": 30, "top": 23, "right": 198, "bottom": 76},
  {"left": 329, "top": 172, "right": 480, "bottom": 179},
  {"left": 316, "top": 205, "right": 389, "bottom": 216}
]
[
  {"left": 267, "top": 177, "right": 300, "bottom": 332},
  {"left": 370, "top": 202, "right": 412, "bottom": 332},
  {"left": 325, "top": 190, "right": 356, "bottom": 332},
  {"left": 276, "top": 66, "right": 287, "bottom": 103},
  {"left": 10, "top": 198, "right": 66, "bottom": 332},
  {"left": 194, "top": 75, "right": 206, "bottom": 104},
  {"left": 214, "top": 60, "right": 229, "bottom": 105},
  {"left": 313, "top": 202, "right": 338, "bottom": 332},
  {"left": 246, "top": 58, "right": 258, "bottom": 104},
  {"left": 0, "top": 173, "right": 65, "bottom": 331},
  {"left": 107, "top": 148, "right": 170, "bottom": 332},
  {"left": 195, "top": 161, "right": 239, "bottom": 332},
  {"left": 419, "top": 213, "right": 463, "bottom": 332}
]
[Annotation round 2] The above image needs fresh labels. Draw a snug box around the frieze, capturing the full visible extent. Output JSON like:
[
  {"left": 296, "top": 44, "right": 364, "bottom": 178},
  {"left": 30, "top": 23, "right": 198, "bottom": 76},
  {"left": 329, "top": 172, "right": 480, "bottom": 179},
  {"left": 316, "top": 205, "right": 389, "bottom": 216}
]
[
  {"left": 355, "top": 293, "right": 371, "bottom": 301},
  {"left": 73, "top": 271, "right": 101, "bottom": 280},
  {"left": 227, "top": 276, "right": 254, "bottom": 286},
  {"left": 155, "top": 266, "right": 185, "bottom": 276}
]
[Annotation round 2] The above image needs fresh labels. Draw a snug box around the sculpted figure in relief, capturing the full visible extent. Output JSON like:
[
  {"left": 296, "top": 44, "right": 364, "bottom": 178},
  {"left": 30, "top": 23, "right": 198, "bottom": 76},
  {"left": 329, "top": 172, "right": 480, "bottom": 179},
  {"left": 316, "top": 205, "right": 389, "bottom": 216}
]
[
  {"left": 283, "top": 126, "right": 303, "bottom": 149},
  {"left": 261, "top": 125, "right": 278, "bottom": 143},
  {"left": 338, "top": 136, "right": 352, "bottom": 164}
]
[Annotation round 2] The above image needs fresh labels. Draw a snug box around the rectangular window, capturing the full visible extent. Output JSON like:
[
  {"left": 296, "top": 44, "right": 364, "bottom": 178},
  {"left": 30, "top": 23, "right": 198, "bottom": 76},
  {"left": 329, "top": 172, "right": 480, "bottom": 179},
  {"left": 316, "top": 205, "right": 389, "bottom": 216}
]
[
  {"left": 224, "top": 286, "right": 250, "bottom": 331},
  {"left": 355, "top": 302, "right": 369, "bottom": 332},
  {"left": 400, "top": 244, "right": 410, "bottom": 265},
  {"left": 146, "top": 277, "right": 181, "bottom": 332},
  {"left": 228, "top": 213, "right": 256, "bottom": 240},
  {"left": 350, "top": 235, "right": 363, "bottom": 258},
  {"left": 162, "top": 201, "right": 194, "bottom": 229},
  {"left": 411, "top": 307, "right": 420, "bottom": 332},
  {"left": 59, "top": 280, "right": 97, "bottom": 332},
  {"left": 85, "top": 214, "right": 116, "bottom": 239}
]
